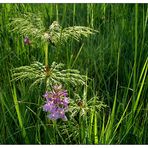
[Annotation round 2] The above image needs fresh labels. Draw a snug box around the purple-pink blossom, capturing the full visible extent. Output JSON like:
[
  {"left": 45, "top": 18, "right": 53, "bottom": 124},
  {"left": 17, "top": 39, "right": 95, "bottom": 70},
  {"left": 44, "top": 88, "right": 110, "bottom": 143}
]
[
  {"left": 24, "top": 36, "right": 31, "bottom": 45},
  {"left": 43, "top": 85, "right": 69, "bottom": 121}
]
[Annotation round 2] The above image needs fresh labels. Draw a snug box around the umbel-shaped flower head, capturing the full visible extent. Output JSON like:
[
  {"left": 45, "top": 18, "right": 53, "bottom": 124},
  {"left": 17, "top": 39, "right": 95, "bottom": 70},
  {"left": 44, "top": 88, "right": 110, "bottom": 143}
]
[{"left": 43, "top": 85, "right": 69, "bottom": 121}]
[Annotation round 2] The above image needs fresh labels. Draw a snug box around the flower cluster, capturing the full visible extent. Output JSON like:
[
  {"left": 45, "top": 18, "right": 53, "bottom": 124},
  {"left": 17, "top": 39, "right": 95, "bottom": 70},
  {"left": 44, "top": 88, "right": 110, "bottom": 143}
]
[
  {"left": 24, "top": 36, "right": 31, "bottom": 45},
  {"left": 43, "top": 85, "right": 69, "bottom": 121}
]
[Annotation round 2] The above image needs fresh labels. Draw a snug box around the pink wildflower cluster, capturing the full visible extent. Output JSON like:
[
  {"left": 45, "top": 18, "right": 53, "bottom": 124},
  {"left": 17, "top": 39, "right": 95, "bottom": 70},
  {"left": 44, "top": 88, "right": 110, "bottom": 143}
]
[{"left": 43, "top": 85, "right": 69, "bottom": 121}]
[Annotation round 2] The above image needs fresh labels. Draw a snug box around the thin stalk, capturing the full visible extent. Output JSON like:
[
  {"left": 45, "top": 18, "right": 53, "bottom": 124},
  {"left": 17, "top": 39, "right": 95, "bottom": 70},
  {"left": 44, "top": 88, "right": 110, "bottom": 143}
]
[
  {"left": 94, "top": 112, "right": 98, "bottom": 144},
  {"left": 133, "top": 57, "right": 148, "bottom": 112},
  {"left": 138, "top": 5, "right": 148, "bottom": 78},
  {"left": 0, "top": 92, "right": 16, "bottom": 143},
  {"left": 73, "top": 4, "right": 76, "bottom": 24},
  {"left": 56, "top": 4, "right": 59, "bottom": 22},
  {"left": 91, "top": 96, "right": 98, "bottom": 144},
  {"left": 72, "top": 43, "right": 84, "bottom": 68},
  {"left": 44, "top": 42, "right": 49, "bottom": 90},
  {"left": 105, "top": 47, "right": 120, "bottom": 144},
  {"left": 79, "top": 112, "right": 84, "bottom": 143},
  {"left": 44, "top": 42, "right": 49, "bottom": 67},
  {"left": 109, "top": 97, "right": 132, "bottom": 143},
  {"left": 100, "top": 113, "right": 105, "bottom": 144},
  {"left": 12, "top": 84, "right": 29, "bottom": 144},
  {"left": 53, "top": 120, "right": 57, "bottom": 143},
  {"left": 82, "top": 71, "right": 88, "bottom": 144},
  {"left": 89, "top": 108, "right": 94, "bottom": 143},
  {"left": 87, "top": 4, "right": 90, "bottom": 26},
  {"left": 88, "top": 81, "right": 96, "bottom": 143},
  {"left": 133, "top": 4, "right": 138, "bottom": 101},
  {"left": 26, "top": 106, "right": 54, "bottom": 144},
  {"left": 90, "top": 4, "right": 94, "bottom": 28}
]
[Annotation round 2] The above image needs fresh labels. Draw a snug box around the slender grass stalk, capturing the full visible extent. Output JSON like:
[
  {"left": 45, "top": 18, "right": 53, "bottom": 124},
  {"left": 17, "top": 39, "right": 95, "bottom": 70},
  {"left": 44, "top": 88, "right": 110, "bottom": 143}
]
[
  {"left": 87, "top": 4, "right": 90, "bottom": 26},
  {"left": 73, "top": 4, "right": 76, "bottom": 24},
  {"left": 79, "top": 113, "right": 83, "bottom": 143},
  {"left": 53, "top": 120, "right": 57, "bottom": 143},
  {"left": 0, "top": 92, "right": 16, "bottom": 143},
  {"left": 94, "top": 112, "right": 98, "bottom": 144},
  {"left": 56, "top": 4, "right": 59, "bottom": 22},
  {"left": 61, "top": 4, "right": 67, "bottom": 25},
  {"left": 26, "top": 106, "right": 55, "bottom": 144},
  {"left": 100, "top": 113, "right": 105, "bottom": 144},
  {"left": 133, "top": 57, "right": 148, "bottom": 112},
  {"left": 133, "top": 4, "right": 138, "bottom": 101},
  {"left": 11, "top": 84, "right": 29, "bottom": 144},
  {"left": 82, "top": 72, "right": 88, "bottom": 144},
  {"left": 89, "top": 108, "right": 94, "bottom": 143},
  {"left": 89, "top": 95, "right": 98, "bottom": 144},
  {"left": 105, "top": 47, "right": 120, "bottom": 144},
  {"left": 88, "top": 81, "right": 96, "bottom": 144},
  {"left": 109, "top": 97, "right": 132, "bottom": 143},
  {"left": 138, "top": 5, "right": 148, "bottom": 73},
  {"left": 72, "top": 43, "right": 84, "bottom": 68},
  {"left": 90, "top": 4, "right": 94, "bottom": 28},
  {"left": 55, "top": 125, "right": 66, "bottom": 144}
]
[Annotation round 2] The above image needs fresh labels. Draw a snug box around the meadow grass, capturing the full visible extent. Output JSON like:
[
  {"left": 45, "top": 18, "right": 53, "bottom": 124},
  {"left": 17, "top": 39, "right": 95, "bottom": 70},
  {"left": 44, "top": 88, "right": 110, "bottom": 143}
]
[{"left": 0, "top": 4, "right": 148, "bottom": 144}]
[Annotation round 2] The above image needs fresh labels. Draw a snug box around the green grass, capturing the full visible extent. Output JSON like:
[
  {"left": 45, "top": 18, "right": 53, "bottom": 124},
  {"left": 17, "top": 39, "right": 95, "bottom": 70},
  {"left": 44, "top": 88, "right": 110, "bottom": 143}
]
[{"left": 0, "top": 4, "right": 148, "bottom": 144}]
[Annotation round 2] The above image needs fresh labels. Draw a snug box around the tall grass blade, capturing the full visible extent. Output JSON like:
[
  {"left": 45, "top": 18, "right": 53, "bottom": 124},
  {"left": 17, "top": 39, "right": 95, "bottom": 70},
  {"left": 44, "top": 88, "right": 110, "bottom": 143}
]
[{"left": 11, "top": 84, "right": 29, "bottom": 144}]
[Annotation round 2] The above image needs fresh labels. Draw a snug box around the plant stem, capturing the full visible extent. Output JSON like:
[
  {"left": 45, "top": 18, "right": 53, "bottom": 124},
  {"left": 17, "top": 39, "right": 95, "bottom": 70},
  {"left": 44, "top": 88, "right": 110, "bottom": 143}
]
[
  {"left": 44, "top": 42, "right": 49, "bottom": 90},
  {"left": 133, "top": 4, "right": 138, "bottom": 101},
  {"left": 45, "top": 42, "right": 49, "bottom": 67},
  {"left": 53, "top": 120, "right": 57, "bottom": 143},
  {"left": 12, "top": 84, "right": 29, "bottom": 144}
]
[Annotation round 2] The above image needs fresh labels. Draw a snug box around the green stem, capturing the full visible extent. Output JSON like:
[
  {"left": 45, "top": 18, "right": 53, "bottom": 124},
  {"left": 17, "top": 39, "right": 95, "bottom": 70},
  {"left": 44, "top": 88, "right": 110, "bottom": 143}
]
[
  {"left": 45, "top": 42, "right": 49, "bottom": 67},
  {"left": 133, "top": 4, "right": 138, "bottom": 101},
  {"left": 94, "top": 112, "right": 98, "bottom": 144},
  {"left": 53, "top": 120, "right": 57, "bottom": 143},
  {"left": 12, "top": 84, "right": 29, "bottom": 144},
  {"left": 79, "top": 111, "right": 83, "bottom": 143},
  {"left": 44, "top": 42, "right": 49, "bottom": 90}
]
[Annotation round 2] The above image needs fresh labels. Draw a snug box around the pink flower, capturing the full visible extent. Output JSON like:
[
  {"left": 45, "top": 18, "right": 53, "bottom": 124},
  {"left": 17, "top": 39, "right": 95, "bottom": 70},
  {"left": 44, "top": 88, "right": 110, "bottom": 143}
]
[{"left": 43, "top": 85, "right": 69, "bottom": 121}]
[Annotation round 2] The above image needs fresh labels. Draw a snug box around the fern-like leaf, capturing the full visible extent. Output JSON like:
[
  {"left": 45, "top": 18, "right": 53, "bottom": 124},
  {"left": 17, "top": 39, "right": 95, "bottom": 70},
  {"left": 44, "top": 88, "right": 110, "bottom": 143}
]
[
  {"left": 10, "top": 13, "right": 97, "bottom": 45},
  {"left": 11, "top": 61, "right": 86, "bottom": 88}
]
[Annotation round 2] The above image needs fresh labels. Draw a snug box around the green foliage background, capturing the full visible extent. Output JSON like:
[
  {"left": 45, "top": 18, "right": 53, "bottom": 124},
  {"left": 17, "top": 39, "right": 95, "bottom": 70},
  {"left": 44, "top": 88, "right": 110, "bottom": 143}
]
[{"left": 0, "top": 4, "right": 148, "bottom": 144}]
